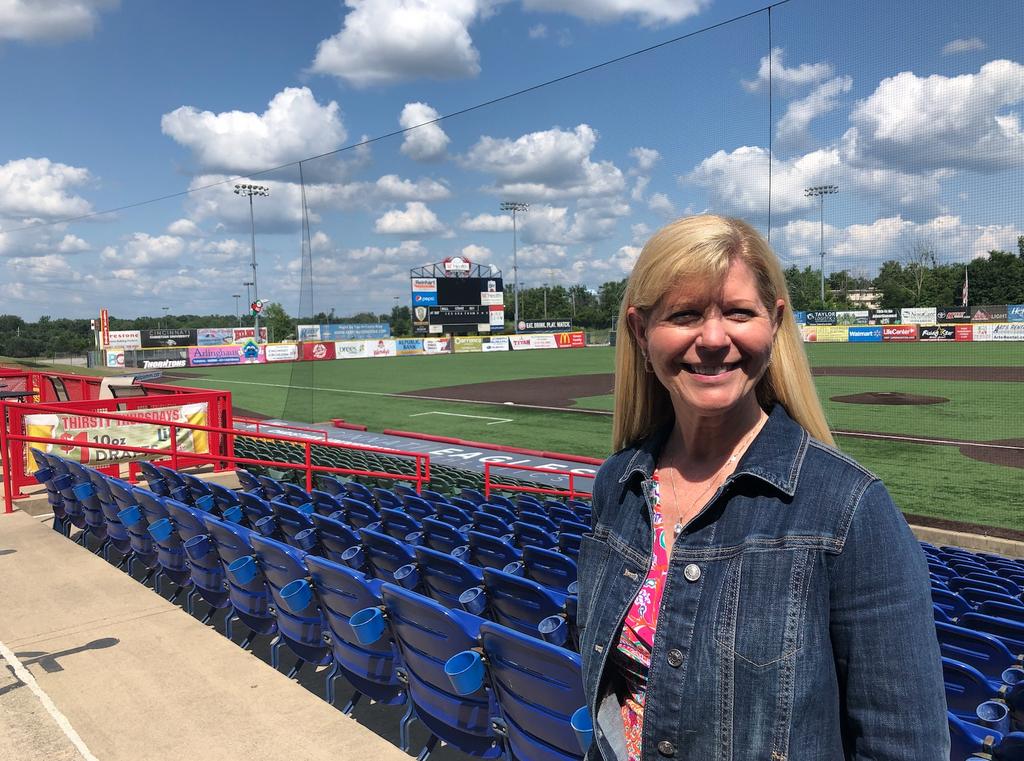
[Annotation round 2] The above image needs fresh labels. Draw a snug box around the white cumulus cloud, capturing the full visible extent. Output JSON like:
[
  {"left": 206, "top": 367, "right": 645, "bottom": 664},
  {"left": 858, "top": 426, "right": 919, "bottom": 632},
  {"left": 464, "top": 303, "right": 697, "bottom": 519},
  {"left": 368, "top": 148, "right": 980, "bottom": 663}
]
[
  {"left": 743, "top": 47, "right": 834, "bottom": 94},
  {"left": 464, "top": 124, "right": 625, "bottom": 200},
  {"left": 461, "top": 212, "right": 513, "bottom": 232},
  {"left": 522, "top": 0, "right": 708, "bottom": 27},
  {"left": 943, "top": 37, "right": 986, "bottom": 56},
  {"left": 845, "top": 60, "right": 1024, "bottom": 173},
  {"left": 374, "top": 202, "right": 448, "bottom": 236},
  {"left": 0, "top": 157, "right": 92, "bottom": 220},
  {"left": 102, "top": 233, "right": 186, "bottom": 268},
  {"left": 400, "top": 102, "right": 450, "bottom": 161},
  {"left": 161, "top": 87, "right": 347, "bottom": 175},
  {"left": 310, "top": 0, "right": 485, "bottom": 87},
  {"left": 0, "top": 0, "right": 118, "bottom": 42},
  {"left": 167, "top": 218, "right": 201, "bottom": 236},
  {"left": 776, "top": 75, "right": 852, "bottom": 151}
]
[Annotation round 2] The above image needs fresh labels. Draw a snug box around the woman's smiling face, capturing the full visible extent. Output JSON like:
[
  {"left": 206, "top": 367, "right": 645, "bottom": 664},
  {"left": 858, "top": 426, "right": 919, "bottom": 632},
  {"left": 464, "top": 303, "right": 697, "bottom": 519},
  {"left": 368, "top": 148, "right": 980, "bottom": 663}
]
[{"left": 629, "top": 257, "right": 783, "bottom": 422}]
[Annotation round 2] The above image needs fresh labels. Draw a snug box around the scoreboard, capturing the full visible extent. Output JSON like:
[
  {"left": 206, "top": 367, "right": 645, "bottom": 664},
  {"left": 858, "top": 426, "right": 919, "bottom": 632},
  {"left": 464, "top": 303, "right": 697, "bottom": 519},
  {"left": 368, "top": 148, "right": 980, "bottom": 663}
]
[{"left": 411, "top": 265, "right": 505, "bottom": 335}]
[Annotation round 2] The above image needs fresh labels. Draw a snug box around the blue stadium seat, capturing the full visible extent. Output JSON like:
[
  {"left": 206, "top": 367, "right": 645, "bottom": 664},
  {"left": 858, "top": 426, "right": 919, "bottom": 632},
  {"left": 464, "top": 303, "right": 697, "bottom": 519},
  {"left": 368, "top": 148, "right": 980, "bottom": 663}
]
[
  {"left": 379, "top": 507, "right": 422, "bottom": 542},
  {"left": 359, "top": 528, "right": 416, "bottom": 581},
  {"left": 278, "top": 481, "right": 312, "bottom": 507},
  {"left": 341, "top": 497, "right": 381, "bottom": 530},
  {"left": 372, "top": 487, "right": 402, "bottom": 510},
  {"left": 402, "top": 495, "right": 436, "bottom": 521},
  {"left": 936, "top": 621, "right": 1023, "bottom": 682},
  {"left": 269, "top": 499, "right": 315, "bottom": 545},
  {"left": 512, "top": 521, "right": 557, "bottom": 551},
  {"left": 979, "top": 601, "right": 1024, "bottom": 627},
  {"left": 310, "top": 489, "right": 343, "bottom": 516},
  {"left": 134, "top": 489, "right": 192, "bottom": 599},
  {"left": 62, "top": 460, "right": 108, "bottom": 549},
  {"left": 106, "top": 476, "right": 159, "bottom": 581},
  {"left": 481, "top": 566, "right": 568, "bottom": 639},
  {"left": 379, "top": 583, "right": 503, "bottom": 760},
  {"left": 304, "top": 555, "right": 406, "bottom": 716},
  {"left": 83, "top": 468, "right": 132, "bottom": 565},
  {"left": 932, "top": 587, "right": 972, "bottom": 621},
  {"left": 468, "top": 531, "right": 522, "bottom": 570},
  {"left": 307, "top": 512, "right": 360, "bottom": 565},
  {"left": 960, "top": 613, "right": 1024, "bottom": 655},
  {"left": 343, "top": 481, "right": 375, "bottom": 503},
  {"left": 314, "top": 474, "right": 346, "bottom": 496},
  {"left": 235, "top": 468, "right": 264, "bottom": 495},
  {"left": 417, "top": 518, "right": 469, "bottom": 555},
  {"left": 162, "top": 498, "right": 230, "bottom": 619},
  {"left": 948, "top": 711, "right": 1001, "bottom": 759},
  {"left": 136, "top": 460, "right": 170, "bottom": 496},
  {"left": 414, "top": 545, "right": 485, "bottom": 609},
  {"left": 479, "top": 620, "right": 588, "bottom": 761},
  {"left": 521, "top": 546, "right": 578, "bottom": 594},
  {"left": 250, "top": 534, "right": 332, "bottom": 677},
  {"left": 943, "top": 656, "right": 1008, "bottom": 718}
]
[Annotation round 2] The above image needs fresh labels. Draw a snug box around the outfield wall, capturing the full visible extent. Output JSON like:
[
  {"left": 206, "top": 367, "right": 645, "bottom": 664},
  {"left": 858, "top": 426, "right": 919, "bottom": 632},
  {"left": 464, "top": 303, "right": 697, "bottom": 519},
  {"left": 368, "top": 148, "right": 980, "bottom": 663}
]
[
  {"left": 799, "top": 323, "right": 1024, "bottom": 342},
  {"left": 108, "top": 331, "right": 587, "bottom": 370}
]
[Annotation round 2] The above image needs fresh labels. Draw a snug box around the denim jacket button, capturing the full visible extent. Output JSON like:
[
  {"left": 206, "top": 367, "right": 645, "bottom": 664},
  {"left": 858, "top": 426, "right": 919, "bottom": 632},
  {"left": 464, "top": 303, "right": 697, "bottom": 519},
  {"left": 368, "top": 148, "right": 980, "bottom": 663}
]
[
  {"left": 657, "top": 740, "right": 676, "bottom": 756},
  {"left": 683, "top": 563, "right": 701, "bottom": 582},
  {"left": 667, "top": 648, "right": 683, "bottom": 667}
]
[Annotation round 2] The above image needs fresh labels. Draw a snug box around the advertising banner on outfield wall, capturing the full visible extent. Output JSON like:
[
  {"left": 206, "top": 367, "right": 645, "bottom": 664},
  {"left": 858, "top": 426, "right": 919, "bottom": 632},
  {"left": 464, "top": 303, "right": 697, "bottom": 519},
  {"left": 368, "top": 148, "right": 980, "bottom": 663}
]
[
  {"left": 302, "top": 342, "right": 335, "bottom": 361},
  {"left": 454, "top": 337, "right": 483, "bottom": 353},
  {"left": 197, "top": 327, "right": 269, "bottom": 345},
  {"left": 370, "top": 339, "right": 397, "bottom": 358},
  {"left": 423, "top": 338, "right": 450, "bottom": 354},
  {"left": 804, "top": 311, "right": 837, "bottom": 325},
  {"left": 556, "top": 331, "right": 586, "bottom": 348},
  {"left": 814, "top": 325, "right": 849, "bottom": 342},
  {"left": 482, "top": 336, "right": 510, "bottom": 352},
  {"left": 1007, "top": 305, "right": 1024, "bottom": 322},
  {"left": 936, "top": 307, "right": 971, "bottom": 323},
  {"left": 847, "top": 326, "right": 882, "bottom": 342},
  {"left": 919, "top": 325, "right": 955, "bottom": 341},
  {"left": 517, "top": 319, "right": 572, "bottom": 333},
  {"left": 972, "top": 305, "right": 1008, "bottom": 323},
  {"left": 973, "top": 323, "right": 1024, "bottom": 341},
  {"left": 106, "top": 330, "right": 142, "bottom": 349},
  {"left": 25, "top": 402, "right": 209, "bottom": 470},
  {"left": 510, "top": 334, "right": 558, "bottom": 350},
  {"left": 955, "top": 325, "right": 974, "bottom": 341},
  {"left": 883, "top": 325, "right": 918, "bottom": 341},
  {"left": 105, "top": 349, "right": 125, "bottom": 367},
  {"left": 836, "top": 311, "right": 870, "bottom": 325},
  {"left": 142, "top": 329, "right": 197, "bottom": 348},
  {"left": 188, "top": 343, "right": 264, "bottom": 366},
  {"left": 265, "top": 344, "right": 298, "bottom": 362},
  {"left": 900, "top": 307, "right": 937, "bottom": 325},
  {"left": 396, "top": 339, "right": 424, "bottom": 356},
  {"left": 868, "top": 309, "right": 899, "bottom": 324},
  {"left": 793, "top": 311, "right": 807, "bottom": 324}
]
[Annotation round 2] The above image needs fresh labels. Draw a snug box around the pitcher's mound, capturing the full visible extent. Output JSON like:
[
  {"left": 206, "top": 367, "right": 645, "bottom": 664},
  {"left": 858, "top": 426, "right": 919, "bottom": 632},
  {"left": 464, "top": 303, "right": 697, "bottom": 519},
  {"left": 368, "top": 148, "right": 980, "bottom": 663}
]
[{"left": 831, "top": 391, "right": 948, "bottom": 405}]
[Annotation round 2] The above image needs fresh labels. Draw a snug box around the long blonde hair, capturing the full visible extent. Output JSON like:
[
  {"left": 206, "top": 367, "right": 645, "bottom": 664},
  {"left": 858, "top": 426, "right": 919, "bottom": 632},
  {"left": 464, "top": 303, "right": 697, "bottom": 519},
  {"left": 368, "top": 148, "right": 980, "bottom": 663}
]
[{"left": 612, "top": 214, "right": 833, "bottom": 451}]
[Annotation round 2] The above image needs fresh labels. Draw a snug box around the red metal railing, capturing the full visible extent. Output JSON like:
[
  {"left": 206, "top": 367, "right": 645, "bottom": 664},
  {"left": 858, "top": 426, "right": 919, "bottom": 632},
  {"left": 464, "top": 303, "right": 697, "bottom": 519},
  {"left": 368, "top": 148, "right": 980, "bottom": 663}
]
[
  {"left": 1, "top": 400, "right": 430, "bottom": 512},
  {"left": 233, "top": 417, "right": 329, "bottom": 442},
  {"left": 483, "top": 461, "right": 595, "bottom": 501}
]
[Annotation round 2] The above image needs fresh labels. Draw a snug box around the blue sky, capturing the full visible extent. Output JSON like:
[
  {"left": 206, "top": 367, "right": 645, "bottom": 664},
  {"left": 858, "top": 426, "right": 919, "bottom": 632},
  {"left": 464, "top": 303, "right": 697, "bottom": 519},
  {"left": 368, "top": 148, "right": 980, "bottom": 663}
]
[{"left": 1, "top": 0, "right": 1021, "bottom": 319}]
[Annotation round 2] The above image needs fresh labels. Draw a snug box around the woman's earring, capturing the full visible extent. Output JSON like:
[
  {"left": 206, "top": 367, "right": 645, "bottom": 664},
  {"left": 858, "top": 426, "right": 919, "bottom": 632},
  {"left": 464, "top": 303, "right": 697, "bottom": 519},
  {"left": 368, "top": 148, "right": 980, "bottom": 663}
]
[{"left": 641, "top": 351, "right": 654, "bottom": 373}]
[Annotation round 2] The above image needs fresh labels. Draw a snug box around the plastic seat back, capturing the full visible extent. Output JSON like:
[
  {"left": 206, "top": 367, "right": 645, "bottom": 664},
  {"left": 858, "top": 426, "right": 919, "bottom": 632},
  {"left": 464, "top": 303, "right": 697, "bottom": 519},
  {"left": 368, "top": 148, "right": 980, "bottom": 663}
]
[
  {"left": 207, "top": 482, "right": 241, "bottom": 511},
  {"left": 931, "top": 587, "right": 972, "bottom": 621},
  {"left": 519, "top": 510, "right": 558, "bottom": 534},
  {"left": 379, "top": 583, "right": 500, "bottom": 757},
  {"left": 305, "top": 556, "right": 403, "bottom": 705},
  {"left": 256, "top": 474, "right": 285, "bottom": 500},
  {"left": 359, "top": 528, "right": 415, "bottom": 581},
  {"left": 959, "top": 612, "right": 1024, "bottom": 654},
  {"left": 942, "top": 656, "right": 1000, "bottom": 717},
  {"left": 136, "top": 461, "right": 170, "bottom": 496},
  {"left": 435, "top": 503, "right": 473, "bottom": 530},
  {"left": 200, "top": 514, "right": 276, "bottom": 636},
  {"left": 513, "top": 521, "right": 556, "bottom": 551},
  {"left": 343, "top": 481, "right": 375, "bottom": 502},
  {"left": 936, "top": 621, "right": 1017, "bottom": 678},
  {"left": 403, "top": 495, "right": 436, "bottom": 521},
  {"left": 414, "top": 545, "right": 485, "bottom": 608},
  {"left": 522, "top": 546, "right": 578, "bottom": 594},
  {"left": 278, "top": 481, "right": 311, "bottom": 507},
  {"left": 459, "top": 488, "right": 486, "bottom": 506},
  {"left": 473, "top": 511, "right": 513, "bottom": 539},
  {"left": 373, "top": 488, "right": 402, "bottom": 510},
  {"left": 480, "top": 620, "right": 587, "bottom": 761},
  {"left": 237, "top": 491, "right": 273, "bottom": 526},
  {"left": 162, "top": 499, "right": 228, "bottom": 608},
  {"left": 469, "top": 531, "right": 522, "bottom": 570},
  {"left": 420, "top": 518, "right": 468, "bottom": 555},
  {"left": 380, "top": 507, "right": 421, "bottom": 542},
  {"left": 311, "top": 489, "right": 343, "bottom": 516},
  {"left": 342, "top": 497, "right": 381, "bottom": 530},
  {"left": 250, "top": 535, "right": 330, "bottom": 665},
  {"left": 978, "top": 601, "right": 1024, "bottom": 626},
  {"left": 236, "top": 468, "right": 264, "bottom": 495},
  {"left": 135, "top": 490, "right": 189, "bottom": 582},
  {"left": 964, "top": 572, "right": 1021, "bottom": 598},
  {"left": 483, "top": 567, "right": 567, "bottom": 638},
  {"left": 961, "top": 588, "right": 1024, "bottom": 611},
  {"left": 950, "top": 577, "right": 1009, "bottom": 600},
  {"left": 558, "top": 533, "right": 582, "bottom": 560},
  {"left": 309, "top": 512, "right": 360, "bottom": 561},
  {"left": 270, "top": 500, "right": 316, "bottom": 543}
]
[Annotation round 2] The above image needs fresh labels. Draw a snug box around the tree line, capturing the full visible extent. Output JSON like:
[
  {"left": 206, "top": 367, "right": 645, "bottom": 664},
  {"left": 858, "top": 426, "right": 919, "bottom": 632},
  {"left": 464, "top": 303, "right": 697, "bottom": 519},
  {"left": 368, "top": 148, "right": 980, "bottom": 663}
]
[{"left": 2, "top": 240, "right": 1022, "bottom": 357}]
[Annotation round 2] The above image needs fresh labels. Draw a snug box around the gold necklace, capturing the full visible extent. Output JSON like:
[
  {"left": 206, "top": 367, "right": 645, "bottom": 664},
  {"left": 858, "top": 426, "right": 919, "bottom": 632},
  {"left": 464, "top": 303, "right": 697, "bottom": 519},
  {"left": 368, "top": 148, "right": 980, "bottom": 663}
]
[{"left": 663, "top": 420, "right": 764, "bottom": 539}]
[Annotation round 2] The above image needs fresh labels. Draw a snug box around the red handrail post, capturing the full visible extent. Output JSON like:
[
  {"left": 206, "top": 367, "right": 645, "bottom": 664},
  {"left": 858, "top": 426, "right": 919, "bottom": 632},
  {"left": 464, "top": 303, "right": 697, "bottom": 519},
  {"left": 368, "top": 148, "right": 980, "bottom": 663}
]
[
  {"left": 1, "top": 402, "right": 14, "bottom": 514},
  {"left": 484, "top": 463, "right": 491, "bottom": 500},
  {"left": 304, "top": 442, "right": 313, "bottom": 493},
  {"left": 169, "top": 420, "right": 179, "bottom": 470}
]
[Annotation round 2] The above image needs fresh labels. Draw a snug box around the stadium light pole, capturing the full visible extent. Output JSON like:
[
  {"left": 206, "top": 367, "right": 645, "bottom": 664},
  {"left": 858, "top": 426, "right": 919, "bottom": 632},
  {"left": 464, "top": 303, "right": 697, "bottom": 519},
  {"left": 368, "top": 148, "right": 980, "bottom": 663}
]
[
  {"left": 235, "top": 183, "right": 270, "bottom": 342},
  {"left": 232, "top": 294, "right": 241, "bottom": 326},
  {"left": 804, "top": 185, "right": 838, "bottom": 304},
  {"left": 161, "top": 306, "right": 169, "bottom": 329},
  {"left": 500, "top": 201, "right": 528, "bottom": 331}
]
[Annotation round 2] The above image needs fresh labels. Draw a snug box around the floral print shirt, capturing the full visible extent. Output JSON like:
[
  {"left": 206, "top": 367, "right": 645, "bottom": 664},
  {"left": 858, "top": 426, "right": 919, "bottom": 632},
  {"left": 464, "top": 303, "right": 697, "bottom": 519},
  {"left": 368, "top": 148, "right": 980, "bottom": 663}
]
[{"left": 613, "top": 473, "right": 671, "bottom": 761}]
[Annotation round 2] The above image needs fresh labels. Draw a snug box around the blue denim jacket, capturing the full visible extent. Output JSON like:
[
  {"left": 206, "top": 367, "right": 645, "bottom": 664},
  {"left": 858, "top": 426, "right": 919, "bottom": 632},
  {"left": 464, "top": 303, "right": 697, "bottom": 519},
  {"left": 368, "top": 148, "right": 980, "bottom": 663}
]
[{"left": 578, "top": 404, "right": 949, "bottom": 760}]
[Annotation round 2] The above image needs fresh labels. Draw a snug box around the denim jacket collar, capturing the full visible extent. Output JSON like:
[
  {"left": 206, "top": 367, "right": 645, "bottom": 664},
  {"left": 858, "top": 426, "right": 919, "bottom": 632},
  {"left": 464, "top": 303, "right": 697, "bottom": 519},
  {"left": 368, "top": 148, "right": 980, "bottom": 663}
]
[{"left": 616, "top": 403, "right": 809, "bottom": 497}]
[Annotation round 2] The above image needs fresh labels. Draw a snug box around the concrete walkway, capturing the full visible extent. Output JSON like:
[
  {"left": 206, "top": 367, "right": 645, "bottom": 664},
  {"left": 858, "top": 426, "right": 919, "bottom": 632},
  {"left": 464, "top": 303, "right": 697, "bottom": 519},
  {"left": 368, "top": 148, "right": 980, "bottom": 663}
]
[{"left": 0, "top": 511, "right": 413, "bottom": 761}]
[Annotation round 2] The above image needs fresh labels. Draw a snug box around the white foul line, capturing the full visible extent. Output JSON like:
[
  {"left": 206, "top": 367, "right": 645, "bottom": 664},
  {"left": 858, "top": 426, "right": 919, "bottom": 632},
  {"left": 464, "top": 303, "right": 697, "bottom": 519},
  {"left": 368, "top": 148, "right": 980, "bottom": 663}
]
[
  {"left": 0, "top": 639, "right": 99, "bottom": 761},
  {"left": 409, "top": 411, "right": 513, "bottom": 426}
]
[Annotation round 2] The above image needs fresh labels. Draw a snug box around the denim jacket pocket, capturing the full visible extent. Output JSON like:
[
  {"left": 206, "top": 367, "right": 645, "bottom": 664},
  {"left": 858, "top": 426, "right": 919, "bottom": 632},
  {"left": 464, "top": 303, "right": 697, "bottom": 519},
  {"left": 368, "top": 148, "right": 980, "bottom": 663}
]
[
  {"left": 576, "top": 533, "right": 612, "bottom": 635},
  {"left": 713, "top": 546, "right": 812, "bottom": 670}
]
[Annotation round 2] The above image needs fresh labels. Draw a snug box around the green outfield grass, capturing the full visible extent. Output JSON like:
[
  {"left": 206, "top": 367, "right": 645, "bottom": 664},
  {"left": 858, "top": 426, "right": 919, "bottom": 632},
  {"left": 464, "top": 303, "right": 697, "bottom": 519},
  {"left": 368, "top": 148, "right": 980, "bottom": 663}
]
[{"left": 29, "top": 342, "right": 1019, "bottom": 530}]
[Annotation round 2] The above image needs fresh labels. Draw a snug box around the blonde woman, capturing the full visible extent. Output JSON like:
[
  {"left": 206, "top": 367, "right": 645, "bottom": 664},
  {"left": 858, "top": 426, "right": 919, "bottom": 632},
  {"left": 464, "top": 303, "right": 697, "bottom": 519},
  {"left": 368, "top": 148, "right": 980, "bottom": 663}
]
[{"left": 577, "top": 215, "right": 947, "bottom": 759}]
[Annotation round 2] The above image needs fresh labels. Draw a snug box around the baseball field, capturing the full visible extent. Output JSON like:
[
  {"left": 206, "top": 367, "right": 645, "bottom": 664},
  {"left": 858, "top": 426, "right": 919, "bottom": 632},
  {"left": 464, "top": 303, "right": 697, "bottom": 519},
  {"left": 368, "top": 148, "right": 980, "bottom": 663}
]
[{"left": 166, "top": 341, "right": 1024, "bottom": 533}]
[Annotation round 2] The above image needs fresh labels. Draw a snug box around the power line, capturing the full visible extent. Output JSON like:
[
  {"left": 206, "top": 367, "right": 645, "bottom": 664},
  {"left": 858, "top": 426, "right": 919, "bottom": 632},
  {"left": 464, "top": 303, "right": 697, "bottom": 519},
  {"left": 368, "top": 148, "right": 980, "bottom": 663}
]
[{"left": 5, "top": 0, "right": 792, "bottom": 236}]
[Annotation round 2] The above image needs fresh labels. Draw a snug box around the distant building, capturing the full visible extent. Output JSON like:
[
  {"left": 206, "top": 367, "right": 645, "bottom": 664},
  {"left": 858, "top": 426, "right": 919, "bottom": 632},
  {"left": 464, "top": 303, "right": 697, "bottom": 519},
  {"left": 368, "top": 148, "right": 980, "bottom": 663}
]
[{"left": 828, "top": 288, "right": 882, "bottom": 310}]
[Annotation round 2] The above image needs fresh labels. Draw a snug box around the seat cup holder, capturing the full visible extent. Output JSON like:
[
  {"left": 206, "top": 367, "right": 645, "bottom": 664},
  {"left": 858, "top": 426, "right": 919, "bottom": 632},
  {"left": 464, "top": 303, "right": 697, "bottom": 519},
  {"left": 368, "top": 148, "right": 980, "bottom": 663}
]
[
  {"left": 394, "top": 563, "right": 420, "bottom": 590},
  {"left": 444, "top": 650, "right": 484, "bottom": 696},
  {"left": 538, "top": 615, "right": 568, "bottom": 647},
  {"left": 571, "top": 706, "right": 593, "bottom": 753},
  {"left": 184, "top": 534, "right": 211, "bottom": 561},
  {"left": 255, "top": 515, "right": 277, "bottom": 537},
  {"left": 976, "top": 700, "right": 1010, "bottom": 734},
  {"left": 222, "top": 505, "right": 244, "bottom": 524},
  {"left": 72, "top": 482, "right": 95, "bottom": 500},
  {"left": 118, "top": 505, "right": 144, "bottom": 528},
  {"left": 281, "top": 579, "right": 315, "bottom": 614},
  {"left": 341, "top": 545, "right": 365, "bottom": 571},
  {"left": 350, "top": 607, "right": 386, "bottom": 645},
  {"left": 502, "top": 561, "right": 525, "bottom": 577},
  {"left": 294, "top": 528, "right": 318, "bottom": 551},
  {"left": 33, "top": 467, "right": 54, "bottom": 484},
  {"left": 227, "top": 555, "right": 259, "bottom": 585},
  {"left": 148, "top": 518, "right": 174, "bottom": 543},
  {"left": 459, "top": 586, "right": 488, "bottom": 616}
]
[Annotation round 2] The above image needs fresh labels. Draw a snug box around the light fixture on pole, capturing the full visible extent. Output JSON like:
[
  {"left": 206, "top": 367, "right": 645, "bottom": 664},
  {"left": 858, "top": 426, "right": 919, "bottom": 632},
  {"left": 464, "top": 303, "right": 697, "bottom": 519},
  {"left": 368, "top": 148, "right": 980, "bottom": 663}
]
[
  {"left": 243, "top": 281, "right": 254, "bottom": 321},
  {"left": 232, "top": 294, "right": 241, "bottom": 327},
  {"left": 500, "top": 201, "right": 528, "bottom": 331},
  {"left": 804, "top": 185, "right": 838, "bottom": 303},
  {"left": 234, "top": 182, "right": 270, "bottom": 342}
]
